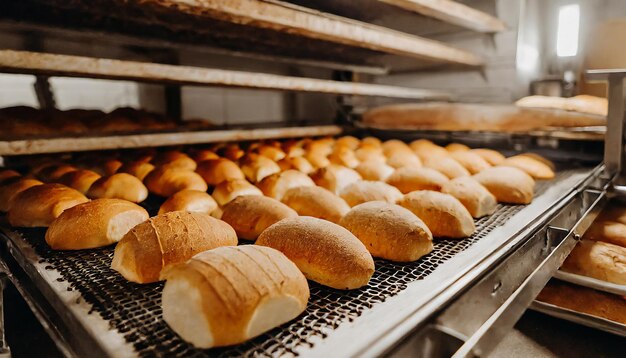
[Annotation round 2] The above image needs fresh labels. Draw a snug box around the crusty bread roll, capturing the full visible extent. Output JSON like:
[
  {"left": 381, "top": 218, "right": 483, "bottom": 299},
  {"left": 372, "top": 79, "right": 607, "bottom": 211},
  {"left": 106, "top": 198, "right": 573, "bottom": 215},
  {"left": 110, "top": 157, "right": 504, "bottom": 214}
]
[
  {"left": 519, "top": 152, "right": 555, "bottom": 170},
  {"left": 221, "top": 195, "right": 297, "bottom": 240},
  {"left": 87, "top": 173, "right": 148, "bottom": 203},
  {"left": 474, "top": 166, "right": 535, "bottom": 204},
  {"left": 361, "top": 136, "right": 382, "bottom": 147},
  {"left": 328, "top": 146, "right": 359, "bottom": 168},
  {"left": 256, "top": 145, "right": 286, "bottom": 162},
  {"left": 597, "top": 205, "right": 626, "bottom": 225},
  {"left": 196, "top": 158, "right": 245, "bottom": 186},
  {"left": 446, "top": 143, "right": 470, "bottom": 152},
  {"left": 256, "top": 216, "right": 374, "bottom": 289},
  {"left": 583, "top": 221, "right": 626, "bottom": 248},
  {"left": 282, "top": 139, "right": 306, "bottom": 158},
  {"left": 99, "top": 159, "right": 123, "bottom": 176},
  {"left": 449, "top": 151, "right": 491, "bottom": 175},
  {"left": 211, "top": 179, "right": 263, "bottom": 207},
  {"left": 191, "top": 149, "right": 219, "bottom": 162},
  {"left": 45, "top": 199, "right": 148, "bottom": 250},
  {"left": 500, "top": 155, "right": 555, "bottom": 179},
  {"left": 305, "top": 151, "right": 331, "bottom": 169},
  {"left": 386, "top": 151, "right": 422, "bottom": 169},
  {"left": 144, "top": 167, "right": 207, "bottom": 197},
  {"left": 410, "top": 139, "right": 449, "bottom": 160},
  {"left": 37, "top": 164, "right": 78, "bottom": 182},
  {"left": 240, "top": 154, "right": 281, "bottom": 183},
  {"left": 0, "top": 169, "right": 20, "bottom": 184},
  {"left": 118, "top": 161, "right": 155, "bottom": 181},
  {"left": 153, "top": 151, "right": 197, "bottom": 171},
  {"left": 442, "top": 177, "right": 497, "bottom": 218},
  {"left": 219, "top": 144, "right": 245, "bottom": 161},
  {"left": 561, "top": 240, "right": 626, "bottom": 285},
  {"left": 382, "top": 139, "right": 412, "bottom": 157},
  {"left": 386, "top": 167, "right": 449, "bottom": 194},
  {"left": 340, "top": 201, "right": 433, "bottom": 261},
  {"left": 310, "top": 164, "right": 362, "bottom": 194},
  {"left": 58, "top": 169, "right": 102, "bottom": 194},
  {"left": 161, "top": 245, "right": 309, "bottom": 349},
  {"left": 354, "top": 146, "right": 386, "bottom": 163},
  {"left": 399, "top": 190, "right": 475, "bottom": 238},
  {"left": 470, "top": 149, "right": 506, "bottom": 166},
  {"left": 423, "top": 156, "right": 470, "bottom": 179},
  {"left": 281, "top": 186, "right": 349, "bottom": 224},
  {"left": 355, "top": 160, "right": 395, "bottom": 181},
  {"left": 257, "top": 170, "right": 315, "bottom": 200},
  {"left": 158, "top": 190, "right": 218, "bottom": 215},
  {"left": 8, "top": 184, "right": 89, "bottom": 227},
  {"left": 335, "top": 135, "right": 360, "bottom": 150},
  {"left": 339, "top": 180, "right": 403, "bottom": 207},
  {"left": 0, "top": 178, "right": 43, "bottom": 212},
  {"left": 277, "top": 156, "right": 314, "bottom": 174},
  {"left": 112, "top": 211, "right": 237, "bottom": 283}
]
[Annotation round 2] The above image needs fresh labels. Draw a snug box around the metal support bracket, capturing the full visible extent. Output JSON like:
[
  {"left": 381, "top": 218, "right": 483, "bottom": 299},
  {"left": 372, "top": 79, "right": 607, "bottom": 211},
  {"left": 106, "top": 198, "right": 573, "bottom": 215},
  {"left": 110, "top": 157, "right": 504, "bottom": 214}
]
[
  {"left": 0, "top": 260, "right": 11, "bottom": 358},
  {"left": 33, "top": 76, "right": 56, "bottom": 110}
]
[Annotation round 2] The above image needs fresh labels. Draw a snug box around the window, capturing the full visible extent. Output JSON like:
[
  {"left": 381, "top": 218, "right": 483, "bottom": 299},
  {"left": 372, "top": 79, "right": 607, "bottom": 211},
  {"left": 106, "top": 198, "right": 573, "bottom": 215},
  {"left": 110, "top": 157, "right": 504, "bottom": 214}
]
[{"left": 556, "top": 4, "right": 580, "bottom": 57}]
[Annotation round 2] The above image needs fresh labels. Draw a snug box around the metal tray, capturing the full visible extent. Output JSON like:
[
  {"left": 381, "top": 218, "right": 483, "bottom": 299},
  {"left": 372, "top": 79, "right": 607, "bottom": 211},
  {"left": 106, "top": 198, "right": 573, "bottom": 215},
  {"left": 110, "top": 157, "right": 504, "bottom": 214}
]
[{"left": 554, "top": 270, "right": 626, "bottom": 296}]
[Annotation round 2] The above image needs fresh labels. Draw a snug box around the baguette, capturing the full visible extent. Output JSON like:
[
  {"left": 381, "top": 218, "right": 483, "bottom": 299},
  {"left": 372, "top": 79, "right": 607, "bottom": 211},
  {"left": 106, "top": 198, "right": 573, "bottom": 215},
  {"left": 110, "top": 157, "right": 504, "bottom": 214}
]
[
  {"left": 339, "top": 180, "right": 403, "bottom": 207},
  {"left": 256, "top": 216, "right": 375, "bottom": 289},
  {"left": 158, "top": 190, "right": 218, "bottom": 215},
  {"left": 112, "top": 211, "right": 237, "bottom": 283},
  {"left": 470, "top": 149, "right": 506, "bottom": 166},
  {"left": 58, "top": 169, "right": 102, "bottom": 194},
  {"left": 423, "top": 156, "right": 470, "bottom": 179},
  {"left": 276, "top": 156, "right": 314, "bottom": 174},
  {"left": 339, "top": 201, "right": 433, "bottom": 261},
  {"left": 221, "top": 195, "right": 297, "bottom": 240},
  {"left": 144, "top": 167, "right": 208, "bottom": 197},
  {"left": 355, "top": 160, "right": 395, "bottom": 181},
  {"left": 473, "top": 166, "right": 535, "bottom": 204},
  {"left": 561, "top": 240, "right": 626, "bottom": 285},
  {"left": 240, "top": 154, "right": 281, "bottom": 183},
  {"left": 211, "top": 179, "right": 263, "bottom": 207},
  {"left": 386, "top": 167, "right": 449, "bottom": 194},
  {"left": 118, "top": 161, "right": 155, "bottom": 181},
  {"left": 281, "top": 186, "right": 350, "bottom": 224},
  {"left": 500, "top": 155, "right": 555, "bottom": 179},
  {"left": 8, "top": 184, "right": 89, "bottom": 227},
  {"left": 196, "top": 158, "right": 245, "bottom": 186},
  {"left": 310, "top": 164, "right": 362, "bottom": 194},
  {"left": 0, "top": 178, "right": 43, "bottom": 212},
  {"left": 399, "top": 190, "right": 475, "bottom": 238},
  {"left": 583, "top": 221, "right": 626, "bottom": 248},
  {"left": 449, "top": 151, "right": 491, "bottom": 174},
  {"left": 87, "top": 173, "right": 148, "bottom": 203},
  {"left": 442, "top": 177, "right": 497, "bottom": 218},
  {"left": 256, "top": 170, "right": 315, "bottom": 200},
  {"left": 46, "top": 199, "right": 149, "bottom": 250},
  {"left": 162, "top": 245, "right": 309, "bottom": 349}
]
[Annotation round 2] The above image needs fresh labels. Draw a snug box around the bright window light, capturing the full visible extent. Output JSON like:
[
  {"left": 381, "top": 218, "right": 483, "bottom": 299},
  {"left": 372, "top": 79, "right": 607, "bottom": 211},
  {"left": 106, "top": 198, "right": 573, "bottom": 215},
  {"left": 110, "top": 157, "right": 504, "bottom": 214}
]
[{"left": 556, "top": 4, "right": 580, "bottom": 57}]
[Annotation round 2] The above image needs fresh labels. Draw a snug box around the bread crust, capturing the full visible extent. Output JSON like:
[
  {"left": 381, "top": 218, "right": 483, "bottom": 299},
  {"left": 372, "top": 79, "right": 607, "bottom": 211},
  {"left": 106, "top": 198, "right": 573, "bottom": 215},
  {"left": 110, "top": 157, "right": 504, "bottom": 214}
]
[
  {"left": 310, "top": 164, "right": 362, "bottom": 194},
  {"left": 211, "top": 179, "right": 263, "bottom": 207},
  {"left": 196, "top": 158, "right": 245, "bottom": 186},
  {"left": 0, "top": 178, "right": 43, "bottom": 212},
  {"left": 561, "top": 240, "right": 626, "bottom": 285},
  {"left": 144, "top": 167, "right": 208, "bottom": 197},
  {"left": 470, "top": 149, "right": 506, "bottom": 166},
  {"left": 88, "top": 173, "right": 149, "bottom": 203},
  {"left": 8, "top": 183, "right": 88, "bottom": 227},
  {"left": 442, "top": 176, "right": 497, "bottom": 218},
  {"left": 281, "top": 186, "right": 349, "bottom": 224},
  {"left": 423, "top": 156, "right": 470, "bottom": 179},
  {"left": 449, "top": 151, "right": 491, "bottom": 174},
  {"left": 339, "top": 180, "right": 403, "bottom": 207},
  {"left": 58, "top": 169, "right": 102, "bottom": 194},
  {"left": 158, "top": 190, "right": 218, "bottom": 215},
  {"left": 221, "top": 195, "right": 297, "bottom": 240},
  {"left": 257, "top": 170, "right": 315, "bottom": 200},
  {"left": 386, "top": 167, "right": 449, "bottom": 194},
  {"left": 473, "top": 166, "right": 535, "bottom": 204},
  {"left": 500, "top": 155, "right": 555, "bottom": 179}
]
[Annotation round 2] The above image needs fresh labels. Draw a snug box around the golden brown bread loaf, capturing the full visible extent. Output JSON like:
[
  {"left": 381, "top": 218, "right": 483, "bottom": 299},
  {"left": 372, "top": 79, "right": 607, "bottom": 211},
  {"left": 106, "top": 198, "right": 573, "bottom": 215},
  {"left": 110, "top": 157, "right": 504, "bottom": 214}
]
[
  {"left": 470, "top": 149, "right": 506, "bottom": 166},
  {"left": 280, "top": 186, "right": 350, "bottom": 224},
  {"left": 386, "top": 151, "right": 422, "bottom": 169},
  {"left": 211, "top": 179, "right": 263, "bottom": 207},
  {"left": 354, "top": 146, "right": 386, "bottom": 163},
  {"left": 500, "top": 155, "right": 555, "bottom": 179},
  {"left": 328, "top": 146, "right": 359, "bottom": 168},
  {"left": 561, "top": 240, "right": 626, "bottom": 285},
  {"left": 87, "top": 173, "right": 148, "bottom": 203},
  {"left": 37, "top": 164, "right": 78, "bottom": 182},
  {"left": 386, "top": 167, "right": 449, "bottom": 194},
  {"left": 256, "top": 170, "right": 315, "bottom": 200},
  {"left": 442, "top": 177, "right": 497, "bottom": 218},
  {"left": 240, "top": 154, "right": 281, "bottom": 183},
  {"left": 196, "top": 158, "right": 245, "bottom": 186},
  {"left": 152, "top": 151, "right": 197, "bottom": 171},
  {"left": 99, "top": 159, "right": 123, "bottom": 176},
  {"left": 277, "top": 156, "right": 315, "bottom": 174},
  {"left": 58, "top": 169, "right": 102, "bottom": 194},
  {"left": 339, "top": 201, "right": 433, "bottom": 262},
  {"left": 449, "top": 151, "right": 491, "bottom": 174},
  {"left": 144, "top": 167, "right": 208, "bottom": 197},
  {"left": 597, "top": 205, "right": 626, "bottom": 225},
  {"left": 310, "top": 164, "right": 362, "bottom": 194},
  {"left": 519, "top": 152, "right": 555, "bottom": 170},
  {"left": 339, "top": 180, "right": 403, "bottom": 207},
  {"left": 112, "top": 211, "right": 237, "bottom": 283},
  {"left": 361, "top": 136, "right": 382, "bottom": 147},
  {"left": 161, "top": 245, "right": 309, "bottom": 349},
  {"left": 516, "top": 94, "right": 608, "bottom": 116},
  {"left": 191, "top": 149, "right": 219, "bottom": 162},
  {"left": 335, "top": 135, "right": 360, "bottom": 150},
  {"left": 382, "top": 139, "right": 412, "bottom": 157},
  {"left": 219, "top": 144, "right": 245, "bottom": 161},
  {"left": 256, "top": 216, "right": 375, "bottom": 290},
  {"left": 256, "top": 145, "right": 286, "bottom": 162},
  {"left": 355, "top": 160, "right": 395, "bottom": 181},
  {"left": 473, "top": 166, "right": 535, "bottom": 204},
  {"left": 158, "top": 190, "right": 218, "bottom": 215},
  {"left": 282, "top": 139, "right": 306, "bottom": 158},
  {"left": 410, "top": 139, "right": 449, "bottom": 160},
  {"left": 305, "top": 150, "right": 331, "bottom": 169},
  {"left": 8, "top": 184, "right": 89, "bottom": 227},
  {"left": 446, "top": 143, "right": 470, "bottom": 152},
  {"left": 0, "top": 178, "right": 43, "bottom": 212},
  {"left": 0, "top": 169, "right": 20, "bottom": 184},
  {"left": 423, "top": 156, "right": 470, "bottom": 179},
  {"left": 45, "top": 199, "right": 149, "bottom": 250},
  {"left": 399, "top": 190, "right": 475, "bottom": 238},
  {"left": 583, "top": 221, "right": 626, "bottom": 248},
  {"left": 117, "top": 161, "right": 155, "bottom": 181},
  {"left": 221, "top": 195, "right": 298, "bottom": 240}
]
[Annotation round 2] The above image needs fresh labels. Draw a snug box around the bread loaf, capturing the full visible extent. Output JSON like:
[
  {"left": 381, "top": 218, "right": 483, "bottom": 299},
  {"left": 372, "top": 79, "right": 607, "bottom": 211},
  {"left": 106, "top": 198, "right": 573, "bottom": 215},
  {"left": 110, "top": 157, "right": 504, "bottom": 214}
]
[
  {"left": 45, "top": 199, "right": 149, "bottom": 250},
  {"left": 196, "top": 158, "right": 245, "bottom": 186},
  {"left": 355, "top": 160, "right": 395, "bottom": 181},
  {"left": 449, "top": 151, "right": 491, "bottom": 174},
  {"left": 281, "top": 186, "right": 350, "bottom": 224},
  {"left": 112, "top": 211, "right": 237, "bottom": 283},
  {"left": 339, "top": 201, "right": 433, "bottom": 261},
  {"left": 58, "top": 169, "right": 102, "bottom": 194},
  {"left": 221, "top": 195, "right": 297, "bottom": 240},
  {"left": 282, "top": 139, "right": 306, "bottom": 158},
  {"left": 339, "top": 180, "right": 403, "bottom": 207},
  {"left": 276, "top": 156, "right": 314, "bottom": 174},
  {"left": 335, "top": 136, "right": 360, "bottom": 150},
  {"left": 470, "top": 149, "right": 505, "bottom": 166},
  {"left": 0, "top": 178, "right": 43, "bottom": 212},
  {"left": 153, "top": 151, "right": 197, "bottom": 171},
  {"left": 597, "top": 205, "right": 626, "bottom": 225},
  {"left": 219, "top": 144, "right": 245, "bottom": 161},
  {"left": 361, "top": 136, "right": 382, "bottom": 148},
  {"left": 446, "top": 143, "right": 470, "bottom": 152},
  {"left": 8, "top": 184, "right": 89, "bottom": 227},
  {"left": 118, "top": 161, "right": 155, "bottom": 181},
  {"left": 256, "top": 145, "right": 286, "bottom": 162},
  {"left": 158, "top": 190, "right": 218, "bottom": 215},
  {"left": 240, "top": 154, "right": 281, "bottom": 183},
  {"left": 519, "top": 152, "right": 555, "bottom": 170},
  {"left": 423, "top": 156, "right": 470, "bottom": 179},
  {"left": 191, "top": 149, "right": 219, "bottom": 162},
  {"left": 256, "top": 216, "right": 374, "bottom": 289},
  {"left": 583, "top": 221, "right": 626, "bottom": 248},
  {"left": 328, "top": 146, "right": 359, "bottom": 168},
  {"left": 305, "top": 151, "right": 331, "bottom": 169},
  {"left": 99, "top": 159, "right": 123, "bottom": 176},
  {"left": 399, "top": 190, "right": 475, "bottom": 238},
  {"left": 410, "top": 139, "right": 449, "bottom": 160},
  {"left": 211, "top": 179, "right": 263, "bottom": 207},
  {"left": 87, "top": 173, "right": 149, "bottom": 203},
  {"left": 561, "top": 240, "right": 626, "bottom": 285},
  {"left": 257, "top": 170, "right": 315, "bottom": 200},
  {"left": 0, "top": 169, "right": 20, "bottom": 184},
  {"left": 386, "top": 151, "right": 422, "bottom": 169},
  {"left": 501, "top": 155, "right": 555, "bottom": 179},
  {"left": 310, "top": 164, "right": 362, "bottom": 194},
  {"left": 386, "top": 167, "right": 449, "bottom": 194},
  {"left": 37, "top": 164, "right": 78, "bottom": 182},
  {"left": 382, "top": 139, "right": 412, "bottom": 157},
  {"left": 144, "top": 167, "right": 207, "bottom": 197},
  {"left": 442, "top": 177, "right": 497, "bottom": 218},
  {"left": 161, "top": 245, "right": 309, "bottom": 349},
  {"left": 354, "top": 146, "right": 386, "bottom": 163},
  {"left": 474, "top": 166, "right": 535, "bottom": 204}
]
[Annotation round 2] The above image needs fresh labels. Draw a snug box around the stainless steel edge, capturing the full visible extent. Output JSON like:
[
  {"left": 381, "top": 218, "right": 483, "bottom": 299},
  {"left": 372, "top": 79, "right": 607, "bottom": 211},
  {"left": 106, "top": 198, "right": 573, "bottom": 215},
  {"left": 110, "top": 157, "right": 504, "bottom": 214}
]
[
  {"left": 530, "top": 301, "right": 626, "bottom": 338},
  {"left": 553, "top": 270, "right": 626, "bottom": 296}
]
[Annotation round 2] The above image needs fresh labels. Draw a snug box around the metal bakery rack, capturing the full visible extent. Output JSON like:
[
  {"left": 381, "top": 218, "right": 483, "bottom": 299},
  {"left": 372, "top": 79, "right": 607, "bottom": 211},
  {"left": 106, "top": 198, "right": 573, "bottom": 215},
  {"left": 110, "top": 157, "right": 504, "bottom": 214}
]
[{"left": 0, "top": 1, "right": 621, "bottom": 357}]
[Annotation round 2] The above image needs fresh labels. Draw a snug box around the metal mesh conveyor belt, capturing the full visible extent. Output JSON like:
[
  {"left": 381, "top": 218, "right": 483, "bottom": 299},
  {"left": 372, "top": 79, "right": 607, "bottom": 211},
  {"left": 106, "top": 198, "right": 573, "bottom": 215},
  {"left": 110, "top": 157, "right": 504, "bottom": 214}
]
[{"left": 4, "top": 172, "right": 575, "bottom": 356}]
